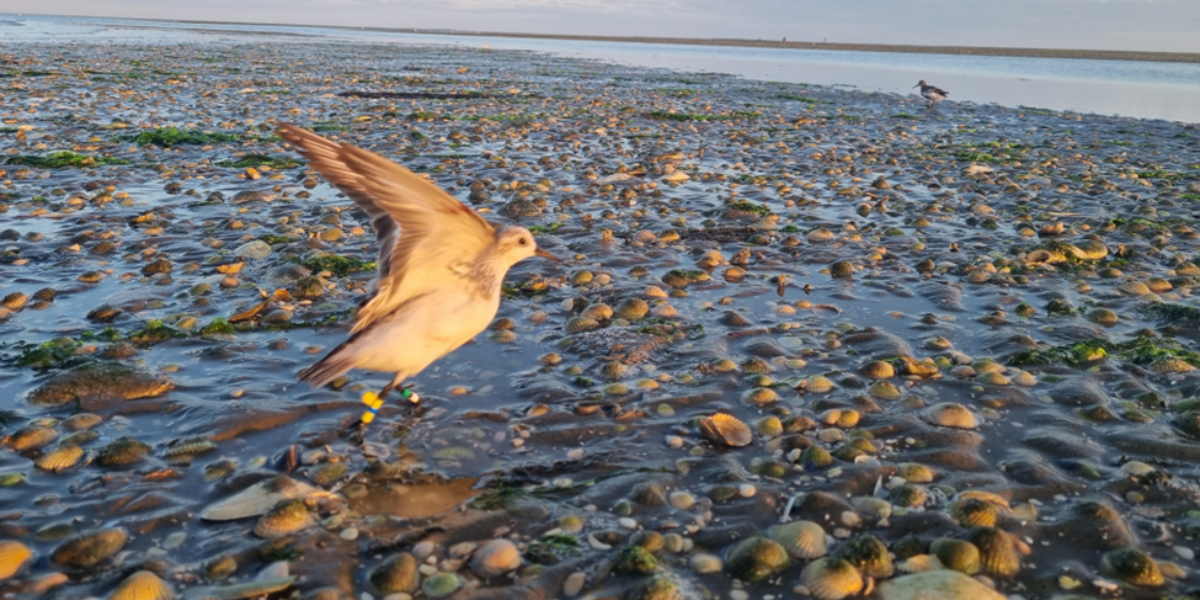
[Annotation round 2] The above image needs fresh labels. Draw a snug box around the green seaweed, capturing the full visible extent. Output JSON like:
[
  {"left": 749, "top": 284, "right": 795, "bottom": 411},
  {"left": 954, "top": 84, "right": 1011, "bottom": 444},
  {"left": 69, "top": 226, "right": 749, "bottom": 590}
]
[
  {"left": 310, "top": 121, "right": 348, "bottom": 133},
  {"left": 199, "top": 318, "right": 236, "bottom": 337},
  {"left": 1008, "top": 336, "right": 1200, "bottom": 369},
  {"left": 1142, "top": 303, "right": 1200, "bottom": 328},
  {"left": 726, "top": 201, "right": 772, "bottom": 217},
  {"left": 528, "top": 222, "right": 563, "bottom": 234},
  {"left": 292, "top": 255, "right": 376, "bottom": 277},
  {"left": 648, "top": 110, "right": 760, "bottom": 122},
  {"left": 5, "top": 152, "right": 130, "bottom": 169},
  {"left": 258, "top": 234, "right": 298, "bottom": 245},
  {"left": 215, "top": 154, "right": 303, "bottom": 169},
  {"left": 128, "top": 320, "right": 187, "bottom": 346},
  {"left": 124, "top": 126, "right": 240, "bottom": 147},
  {"left": 893, "top": 112, "right": 919, "bottom": 119}
]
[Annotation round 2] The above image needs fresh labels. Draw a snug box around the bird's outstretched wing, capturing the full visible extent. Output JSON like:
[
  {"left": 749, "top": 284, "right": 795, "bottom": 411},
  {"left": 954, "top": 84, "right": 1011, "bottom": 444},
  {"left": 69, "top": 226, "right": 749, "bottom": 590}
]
[{"left": 277, "top": 123, "right": 495, "bottom": 333}]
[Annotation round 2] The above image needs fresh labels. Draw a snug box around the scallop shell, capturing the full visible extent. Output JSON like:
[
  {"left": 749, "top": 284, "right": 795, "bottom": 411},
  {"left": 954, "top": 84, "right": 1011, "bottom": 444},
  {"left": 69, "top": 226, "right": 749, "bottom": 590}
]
[
  {"left": 1152, "top": 357, "right": 1195, "bottom": 373},
  {"left": 51, "top": 528, "right": 128, "bottom": 569},
  {"left": 650, "top": 303, "right": 678, "bottom": 318},
  {"left": 564, "top": 316, "right": 600, "bottom": 334},
  {"left": 309, "top": 462, "right": 348, "bottom": 488},
  {"left": 850, "top": 497, "right": 893, "bottom": 522},
  {"left": 877, "top": 570, "right": 1008, "bottom": 600},
  {"left": 163, "top": 438, "right": 217, "bottom": 459},
  {"left": 189, "top": 577, "right": 295, "bottom": 600},
  {"left": 526, "top": 310, "right": 548, "bottom": 324},
  {"left": 975, "top": 371, "right": 1010, "bottom": 386},
  {"left": 860, "top": 361, "right": 895, "bottom": 379},
  {"left": 489, "top": 317, "right": 516, "bottom": 330},
  {"left": 6, "top": 426, "right": 58, "bottom": 451},
  {"left": 699, "top": 413, "right": 752, "bottom": 447},
  {"left": 899, "top": 463, "right": 935, "bottom": 483},
  {"left": 836, "top": 534, "right": 893, "bottom": 578},
  {"left": 966, "top": 527, "right": 1020, "bottom": 578},
  {"left": 110, "top": 570, "right": 175, "bottom": 600},
  {"left": 370, "top": 552, "right": 420, "bottom": 594},
  {"left": 742, "top": 387, "right": 779, "bottom": 406},
  {"left": 0, "top": 540, "right": 32, "bottom": 580},
  {"left": 1009, "top": 370, "right": 1037, "bottom": 387},
  {"left": 644, "top": 286, "right": 668, "bottom": 298},
  {"left": 600, "top": 361, "right": 629, "bottom": 381},
  {"left": 489, "top": 329, "right": 517, "bottom": 344},
  {"left": 1101, "top": 547, "right": 1163, "bottom": 587},
  {"left": 868, "top": 381, "right": 901, "bottom": 401},
  {"left": 200, "top": 475, "right": 318, "bottom": 521},
  {"left": 921, "top": 403, "right": 977, "bottom": 429},
  {"left": 807, "top": 228, "right": 835, "bottom": 243},
  {"left": 35, "top": 445, "right": 85, "bottom": 472},
  {"left": 931, "top": 538, "right": 981, "bottom": 575},
  {"left": 253, "top": 499, "right": 314, "bottom": 538},
  {"left": 60, "top": 430, "right": 99, "bottom": 446},
  {"left": 581, "top": 304, "right": 613, "bottom": 321},
  {"left": 889, "top": 484, "right": 928, "bottom": 508},
  {"left": 948, "top": 498, "right": 1008, "bottom": 527},
  {"left": 768, "top": 521, "right": 827, "bottom": 559},
  {"left": 709, "top": 358, "right": 738, "bottom": 373},
  {"left": 802, "top": 557, "right": 863, "bottom": 600},
  {"left": 740, "top": 357, "right": 773, "bottom": 374},
  {"left": 615, "top": 298, "right": 649, "bottom": 320},
  {"left": 97, "top": 436, "right": 151, "bottom": 466},
  {"left": 803, "top": 375, "right": 836, "bottom": 393},
  {"left": 800, "top": 446, "right": 833, "bottom": 469},
  {"left": 62, "top": 413, "right": 103, "bottom": 431},
  {"left": 725, "top": 537, "right": 790, "bottom": 583}
]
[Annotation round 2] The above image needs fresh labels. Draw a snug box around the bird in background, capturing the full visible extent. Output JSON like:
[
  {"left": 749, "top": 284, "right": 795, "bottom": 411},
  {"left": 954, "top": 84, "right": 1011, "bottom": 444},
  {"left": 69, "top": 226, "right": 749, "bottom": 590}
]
[
  {"left": 914, "top": 80, "right": 949, "bottom": 106},
  {"left": 277, "top": 124, "right": 558, "bottom": 417}
]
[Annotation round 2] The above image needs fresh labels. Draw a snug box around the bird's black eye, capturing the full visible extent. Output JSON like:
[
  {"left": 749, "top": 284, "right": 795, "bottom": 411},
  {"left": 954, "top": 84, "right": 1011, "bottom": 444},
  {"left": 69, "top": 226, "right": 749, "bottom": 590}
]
[{"left": 519, "top": 238, "right": 527, "bottom": 245}]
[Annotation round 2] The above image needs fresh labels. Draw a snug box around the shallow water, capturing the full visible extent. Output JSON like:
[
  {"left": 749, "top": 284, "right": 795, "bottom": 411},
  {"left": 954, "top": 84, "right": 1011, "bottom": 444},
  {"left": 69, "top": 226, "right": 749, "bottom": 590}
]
[{"left": 1, "top": 20, "right": 1200, "bottom": 600}]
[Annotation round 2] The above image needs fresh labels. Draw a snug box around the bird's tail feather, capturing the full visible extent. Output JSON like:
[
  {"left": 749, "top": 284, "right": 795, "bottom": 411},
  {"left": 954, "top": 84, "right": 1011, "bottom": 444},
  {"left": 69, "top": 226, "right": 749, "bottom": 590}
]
[{"left": 299, "top": 341, "right": 357, "bottom": 388}]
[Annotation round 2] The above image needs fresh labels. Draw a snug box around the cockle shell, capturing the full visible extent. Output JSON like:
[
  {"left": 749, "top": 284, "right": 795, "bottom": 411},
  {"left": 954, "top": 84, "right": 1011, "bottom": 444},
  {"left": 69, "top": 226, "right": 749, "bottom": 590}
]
[
  {"left": 802, "top": 557, "right": 863, "bottom": 600},
  {"left": 109, "top": 570, "right": 175, "bottom": 600},
  {"left": 0, "top": 541, "right": 32, "bottom": 580},
  {"left": 768, "top": 521, "right": 827, "bottom": 559},
  {"left": 35, "top": 445, "right": 85, "bottom": 472},
  {"left": 253, "top": 499, "right": 314, "bottom": 538},
  {"left": 699, "top": 414, "right": 752, "bottom": 447}
]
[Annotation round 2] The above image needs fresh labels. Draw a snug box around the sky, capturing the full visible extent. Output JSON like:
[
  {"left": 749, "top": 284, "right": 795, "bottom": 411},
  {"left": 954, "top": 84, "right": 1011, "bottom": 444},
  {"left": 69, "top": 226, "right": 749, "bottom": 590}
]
[{"left": 5, "top": 0, "right": 1200, "bottom": 53}]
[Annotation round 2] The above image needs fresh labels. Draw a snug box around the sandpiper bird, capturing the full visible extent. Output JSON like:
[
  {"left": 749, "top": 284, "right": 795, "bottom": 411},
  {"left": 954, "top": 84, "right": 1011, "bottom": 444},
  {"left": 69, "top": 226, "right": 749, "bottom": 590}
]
[
  {"left": 913, "top": 80, "right": 948, "bottom": 105},
  {"left": 278, "top": 123, "right": 558, "bottom": 406}
]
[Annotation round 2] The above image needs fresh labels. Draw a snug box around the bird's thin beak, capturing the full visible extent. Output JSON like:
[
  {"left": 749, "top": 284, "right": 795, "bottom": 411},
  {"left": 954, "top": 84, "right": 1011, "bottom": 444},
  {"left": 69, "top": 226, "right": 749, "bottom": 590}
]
[
  {"left": 912, "top": 83, "right": 919, "bottom": 88},
  {"left": 535, "top": 248, "right": 561, "bottom": 261}
]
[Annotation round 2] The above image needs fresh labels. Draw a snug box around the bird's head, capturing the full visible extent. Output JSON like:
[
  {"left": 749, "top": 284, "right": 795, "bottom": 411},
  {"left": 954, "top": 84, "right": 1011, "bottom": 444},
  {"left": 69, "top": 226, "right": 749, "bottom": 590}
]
[
  {"left": 494, "top": 226, "right": 559, "bottom": 268},
  {"left": 913, "top": 80, "right": 926, "bottom": 88}
]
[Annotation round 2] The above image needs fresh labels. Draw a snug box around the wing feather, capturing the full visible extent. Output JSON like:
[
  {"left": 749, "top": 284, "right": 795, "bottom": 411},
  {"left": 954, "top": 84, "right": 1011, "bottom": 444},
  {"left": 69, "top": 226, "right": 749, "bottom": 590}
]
[{"left": 277, "top": 123, "right": 495, "bottom": 333}]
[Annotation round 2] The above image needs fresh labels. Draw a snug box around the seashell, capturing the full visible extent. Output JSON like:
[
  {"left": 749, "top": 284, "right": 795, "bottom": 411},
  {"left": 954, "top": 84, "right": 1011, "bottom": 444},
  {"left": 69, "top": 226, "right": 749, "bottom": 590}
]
[
  {"left": 422, "top": 573, "right": 462, "bottom": 599},
  {"left": 740, "top": 357, "right": 773, "bottom": 374},
  {"left": 755, "top": 416, "right": 783, "bottom": 437},
  {"left": 899, "top": 463, "right": 935, "bottom": 483},
  {"left": 60, "top": 430, "right": 99, "bottom": 446},
  {"left": 203, "top": 458, "right": 238, "bottom": 482},
  {"left": 720, "top": 311, "right": 752, "bottom": 327},
  {"left": 201, "top": 475, "right": 318, "bottom": 521},
  {"left": 35, "top": 445, "right": 85, "bottom": 472},
  {"left": 850, "top": 496, "right": 893, "bottom": 523},
  {"left": 600, "top": 361, "right": 629, "bottom": 381},
  {"left": 644, "top": 286, "right": 668, "bottom": 298},
  {"left": 836, "top": 534, "right": 893, "bottom": 578},
  {"left": 894, "top": 554, "right": 944, "bottom": 574},
  {"left": 6, "top": 426, "right": 58, "bottom": 451},
  {"left": 742, "top": 387, "right": 779, "bottom": 406},
  {"left": 768, "top": 521, "right": 827, "bottom": 559},
  {"left": 975, "top": 371, "right": 1009, "bottom": 386},
  {"left": 489, "top": 329, "right": 516, "bottom": 344},
  {"left": 709, "top": 358, "right": 738, "bottom": 373},
  {"left": 1152, "top": 357, "right": 1194, "bottom": 373},
  {"left": 877, "top": 570, "right": 1007, "bottom": 600},
  {"left": 802, "top": 375, "right": 836, "bottom": 393},
  {"left": 309, "top": 462, "right": 347, "bottom": 488},
  {"left": 807, "top": 228, "right": 835, "bottom": 243},
  {"left": 527, "top": 310, "right": 548, "bottom": 324},
  {"left": 1101, "top": 547, "right": 1163, "bottom": 587},
  {"left": 205, "top": 555, "right": 237, "bottom": 580},
  {"left": 889, "top": 484, "right": 928, "bottom": 508},
  {"left": 164, "top": 437, "right": 216, "bottom": 459},
  {"left": 802, "top": 557, "right": 863, "bottom": 600},
  {"left": 469, "top": 539, "right": 522, "bottom": 578},
  {"left": 650, "top": 303, "right": 678, "bottom": 318},
  {"left": 860, "top": 361, "right": 894, "bottom": 379},
  {"left": 564, "top": 316, "right": 600, "bottom": 334},
  {"left": 949, "top": 365, "right": 976, "bottom": 379},
  {"left": 1088, "top": 308, "right": 1119, "bottom": 326},
  {"left": 972, "top": 359, "right": 1005, "bottom": 373},
  {"left": 615, "top": 298, "right": 649, "bottom": 320},
  {"left": 109, "top": 570, "right": 175, "bottom": 600},
  {"left": 253, "top": 499, "right": 314, "bottom": 538},
  {"left": 966, "top": 527, "right": 1020, "bottom": 578},
  {"left": 1010, "top": 370, "right": 1037, "bottom": 387},
  {"left": 189, "top": 577, "right": 295, "bottom": 600},
  {"left": 1119, "top": 281, "right": 1152, "bottom": 296},
  {"left": 1068, "top": 239, "right": 1108, "bottom": 260},
  {"left": 0, "top": 540, "right": 32, "bottom": 580},
  {"left": 97, "top": 436, "right": 151, "bottom": 466},
  {"left": 948, "top": 498, "right": 1009, "bottom": 528},
  {"left": 868, "top": 381, "right": 901, "bottom": 401},
  {"left": 930, "top": 538, "right": 980, "bottom": 574},
  {"left": 800, "top": 446, "right": 834, "bottom": 469},
  {"left": 489, "top": 317, "right": 515, "bottom": 330},
  {"left": 744, "top": 339, "right": 787, "bottom": 358},
  {"left": 51, "top": 528, "right": 128, "bottom": 569},
  {"left": 370, "top": 552, "right": 420, "bottom": 594},
  {"left": 921, "top": 403, "right": 977, "bottom": 429},
  {"left": 581, "top": 304, "right": 613, "bottom": 321},
  {"left": 62, "top": 413, "right": 103, "bottom": 431},
  {"left": 725, "top": 537, "right": 790, "bottom": 583},
  {"left": 699, "top": 413, "right": 752, "bottom": 447}
]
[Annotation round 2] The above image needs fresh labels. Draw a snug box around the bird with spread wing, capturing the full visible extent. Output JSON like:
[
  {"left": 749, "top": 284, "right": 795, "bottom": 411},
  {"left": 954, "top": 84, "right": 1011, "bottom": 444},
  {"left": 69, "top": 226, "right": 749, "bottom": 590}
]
[{"left": 277, "top": 124, "right": 558, "bottom": 413}]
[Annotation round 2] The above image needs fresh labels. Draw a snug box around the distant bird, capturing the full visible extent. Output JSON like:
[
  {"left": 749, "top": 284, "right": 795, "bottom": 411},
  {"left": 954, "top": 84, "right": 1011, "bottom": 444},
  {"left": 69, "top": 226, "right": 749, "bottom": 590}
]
[
  {"left": 914, "top": 80, "right": 949, "bottom": 105},
  {"left": 278, "top": 123, "right": 559, "bottom": 405}
]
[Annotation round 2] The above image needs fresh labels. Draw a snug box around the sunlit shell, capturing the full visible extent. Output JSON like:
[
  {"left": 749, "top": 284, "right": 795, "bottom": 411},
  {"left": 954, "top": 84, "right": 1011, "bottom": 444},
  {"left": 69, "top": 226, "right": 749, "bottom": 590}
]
[
  {"left": 192, "top": 578, "right": 295, "bottom": 600},
  {"left": 740, "top": 358, "right": 773, "bottom": 374},
  {"left": 699, "top": 414, "right": 752, "bottom": 448},
  {"left": 564, "top": 316, "right": 600, "bottom": 334},
  {"left": 489, "top": 317, "right": 515, "bottom": 330},
  {"left": 1118, "top": 281, "right": 1152, "bottom": 296},
  {"left": 768, "top": 521, "right": 827, "bottom": 559},
  {"left": 899, "top": 463, "right": 936, "bottom": 483},
  {"left": 201, "top": 475, "right": 318, "bottom": 521},
  {"left": 110, "top": 570, "right": 175, "bottom": 600},
  {"left": 956, "top": 490, "right": 1011, "bottom": 507},
  {"left": 755, "top": 416, "right": 783, "bottom": 437},
  {"left": 877, "top": 570, "right": 1008, "bottom": 600},
  {"left": 35, "top": 445, "right": 85, "bottom": 472},
  {"left": 60, "top": 430, "right": 99, "bottom": 446},
  {"left": 644, "top": 286, "right": 668, "bottom": 298},
  {"left": 51, "top": 528, "right": 128, "bottom": 569},
  {"left": 1010, "top": 370, "right": 1037, "bottom": 387},
  {"left": 709, "top": 358, "right": 738, "bottom": 373},
  {"left": 889, "top": 484, "right": 928, "bottom": 508},
  {"left": 807, "top": 228, "right": 835, "bottom": 243},
  {"left": 800, "top": 446, "right": 834, "bottom": 470},
  {"left": 742, "top": 387, "right": 779, "bottom": 406},
  {"left": 253, "top": 499, "right": 314, "bottom": 538},
  {"left": 900, "top": 356, "right": 940, "bottom": 378},
  {"left": 1069, "top": 239, "right": 1108, "bottom": 260},
  {"left": 948, "top": 498, "right": 1009, "bottom": 528},
  {"left": 489, "top": 329, "right": 517, "bottom": 344},
  {"left": 1151, "top": 357, "right": 1195, "bottom": 374},
  {"left": 164, "top": 438, "right": 217, "bottom": 459},
  {"left": 868, "top": 381, "right": 901, "bottom": 401},
  {"left": 615, "top": 298, "right": 649, "bottom": 320},
  {"left": 836, "top": 534, "right": 893, "bottom": 578},
  {"left": 6, "top": 426, "right": 58, "bottom": 451},
  {"left": 97, "top": 437, "right": 151, "bottom": 466},
  {"left": 975, "top": 371, "right": 1010, "bottom": 386},
  {"left": 370, "top": 552, "right": 420, "bottom": 594},
  {"left": 921, "top": 403, "right": 977, "bottom": 429},
  {"left": 581, "top": 304, "right": 613, "bottom": 321},
  {"left": 967, "top": 527, "right": 1020, "bottom": 578},
  {"left": 860, "top": 361, "right": 895, "bottom": 379},
  {"left": 930, "top": 538, "right": 980, "bottom": 575},
  {"left": 725, "top": 537, "right": 790, "bottom": 583},
  {"left": 62, "top": 413, "right": 103, "bottom": 431},
  {"left": 203, "top": 458, "right": 238, "bottom": 482},
  {"left": 802, "top": 557, "right": 863, "bottom": 600},
  {"left": 1101, "top": 547, "right": 1163, "bottom": 587},
  {"left": 0, "top": 540, "right": 32, "bottom": 580},
  {"left": 309, "top": 462, "right": 348, "bottom": 488},
  {"left": 895, "top": 554, "right": 944, "bottom": 574},
  {"left": 850, "top": 497, "right": 893, "bottom": 522},
  {"left": 601, "top": 361, "right": 629, "bottom": 381},
  {"left": 650, "top": 303, "right": 678, "bottom": 318},
  {"left": 526, "top": 310, "right": 548, "bottom": 324},
  {"left": 803, "top": 375, "right": 836, "bottom": 393}
]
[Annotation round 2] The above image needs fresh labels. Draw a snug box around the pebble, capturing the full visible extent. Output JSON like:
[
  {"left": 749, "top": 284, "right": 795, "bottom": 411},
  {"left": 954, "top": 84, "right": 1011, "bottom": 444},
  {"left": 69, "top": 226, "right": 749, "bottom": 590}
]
[
  {"left": 340, "top": 527, "right": 359, "bottom": 541},
  {"left": 234, "top": 240, "right": 273, "bottom": 260},
  {"left": 469, "top": 539, "right": 522, "bottom": 578},
  {"left": 689, "top": 553, "right": 724, "bottom": 574},
  {"left": 1174, "top": 546, "right": 1195, "bottom": 561},
  {"left": 563, "top": 572, "right": 586, "bottom": 597}
]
